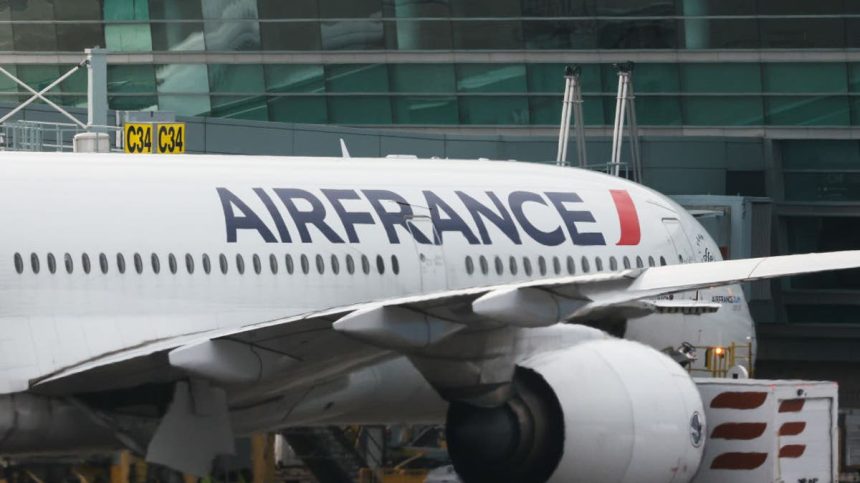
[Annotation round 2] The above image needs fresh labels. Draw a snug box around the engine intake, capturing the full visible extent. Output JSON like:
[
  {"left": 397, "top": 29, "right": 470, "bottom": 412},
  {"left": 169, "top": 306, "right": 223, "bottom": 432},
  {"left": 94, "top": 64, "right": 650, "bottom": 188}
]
[{"left": 446, "top": 339, "right": 705, "bottom": 483}]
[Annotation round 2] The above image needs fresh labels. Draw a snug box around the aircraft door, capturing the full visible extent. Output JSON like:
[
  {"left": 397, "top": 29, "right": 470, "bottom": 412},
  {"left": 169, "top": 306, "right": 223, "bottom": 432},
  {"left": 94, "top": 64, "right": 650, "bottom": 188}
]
[
  {"left": 406, "top": 216, "right": 447, "bottom": 292},
  {"left": 661, "top": 218, "right": 695, "bottom": 264}
]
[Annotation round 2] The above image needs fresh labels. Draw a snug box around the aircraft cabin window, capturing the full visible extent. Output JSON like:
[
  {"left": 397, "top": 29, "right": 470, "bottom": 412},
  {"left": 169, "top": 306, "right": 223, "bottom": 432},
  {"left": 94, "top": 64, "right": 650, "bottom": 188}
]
[
  {"left": 494, "top": 256, "right": 503, "bottom": 275},
  {"left": 331, "top": 255, "right": 340, "bottom": 275},
  {"left": 117, "top": 253, "right": 126, "bottom": 274},
  {"left": 47, "top": 253, "right": 56, "bottom": 274},
  {"left": 82, "top": 254, "right": 91, "bottom": 274},
  {"left": 609, "top": 256, "right": 618, "bottom": 271},
  {"left": 465, "top": 256, "right": 474, "bottom": 275},
  {"left": 523, "top": 257, "right": 533, "bottom": 276},
  {"left": 581, "top": 256, "right": 590, "bottom": 273},
  {"left": 595, "top": 257, "right": 603, "bottom": 272},
  {"left": 376, "top": 255, "right": 385, "bottom": 274},
  {"left": 30, "top": 253, "right": 40, "bottom": 274},
  {"left": 479, "top": 255, "right": 488, "bottom": 275},
  {"left": 269, "top": 254, "right": 278, "bottom": 274},
  {"left": 13, "top": 253, "right": 23, "bottom": 274},
  {"left": 623, "top": 256, "right": 631, "bottom": 269},
  {"left": 168, "top": 254, "right": 177, "bottom": 274},
  {"left": 509, "top": 256, "right": 518, "bottom": 275},
  {"left": 219, "top": 254, "right": 228, "bottom": 274},
  {"left": 300, "top": 254, "right": 309, "bottom": 275},
  {"left": 391, "top": 255, "right": 399, "bottom": 275},
  {"left": 315, "top": 254, "right": 324, "bottom": 274},
  {"left": 65, "top": 253, "right": 74, "bottom": 274},
  {"left": 202, "top": 254, "right": 211, "bottom": 274},
  {"left": 236, "top": 254, "right": 245, "bottom": 275},
  {"left": 648, "top": 256, "right": 656, "bottom": 267},
  {"left": 661, "top": 256, "right": 668, "bottom": 266},
  {"left": 538, "top": 256, "right": 547, "bottom": 276},
  {"left": 186, "top": 254, "right": 195, "bottom": 274},
  {"left": 636, "top": 256, "right": 644, "bottom": 268},
  {"left": 252, "top": 254, "right": 261, "bottom": 275},
  {"left": 285, "top": 254, "right": 294, "bottom": 274},
  {"left": 346, "top": 254, "right": 355, "bottom": 274},
  {"left": 134, "top": 253, "right": 143, "bottom": 274},
  {"left": 567, "top": 256, "right": 575, "bottom": 275},
  {"left": 99, "top": 253, "right": 108, "bottom": 274},
  {"left": 361, "top": 255, "right": 370, "bottom": 275},
  {"left": 151, "top": 254, "right": 160, "bottom": 274},
  {"left": 553, "top": 256, "right": 561, "bottom": 275}
]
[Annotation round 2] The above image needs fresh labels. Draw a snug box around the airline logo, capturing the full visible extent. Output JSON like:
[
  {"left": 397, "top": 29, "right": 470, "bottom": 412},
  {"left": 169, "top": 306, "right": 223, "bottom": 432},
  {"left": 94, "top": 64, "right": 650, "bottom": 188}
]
[{"left": 217, "top": 188, "right": 641, "bottom": 247}]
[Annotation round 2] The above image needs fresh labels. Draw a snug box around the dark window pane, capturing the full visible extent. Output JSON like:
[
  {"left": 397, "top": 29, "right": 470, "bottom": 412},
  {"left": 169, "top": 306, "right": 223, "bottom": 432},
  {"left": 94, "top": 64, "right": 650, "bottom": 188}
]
[
  {"left": 328, "top": 97, "right": 392, "bottom": 124},
  {"left": 633, "top": 96, "right": 682, "bottom": 126},
  {"left": 764, "top": 63, "right": 847, "bottom": 94},
  {"left": 13, "top": 24, "right": 57, "bottom": 51},
  {"left": 452, "top": 0, "right": 519, "bottom": 16},
  {"left": 266, "top": 65, "right": 324, "bottom": 93},
  {"left": 109, "top": 65, "right": 157, "bottom": 94},
  {"left": 203, "top": 0, "right": 261, "bottom": 51},
  {"left": 105, "top": 25, "right": 153, "bottom": 52},
  {"left": 319, "top": 0, "right": 380, "bottom": 17},
  {"left": 460, "top": 96, "right": 529, "bottom": 124},
  {"left": 679, "top": 19, "right": 759, "bottom": 49},
  {"left": 529, "top": 94, "right": 606, "bottom": 126},
  {"left": 781, "top": 140, "right": 860, "bottom": 170},
  {"left": 596, "top": 0, "right": 676, "bottom": 16},
  {"left": 453, "top": 20, "right": 522, "bottom": 49},
  {"left": 602, "top": 63, "right": 678, "bottom": 93},
  {"left": 393, "top": 97, "right": 458, "bottom": 124},
  {"left": 784, "top": 173, "right": 860, "bottom": 202},
  {"left": 682, "top": 97, "right": 764, "bottom": 126},
  {"left": 681, "top": 64, "right": 761, "bottom": 93},
  {"left": 523, "top": 20, "right": 597, "bottom": 49},
  {"left": 210, "top": 64, "right": 265, "bottom": 93},
  {"left": 268, "top": 96, "right": 327, "bottom": 123},
  {"left": 149, "top": 0, "right": 202, "bottom": 19},
  {"left": 211, "top": 96, "right": 269, "bottom": 120},
  {"left": 456, "top": 64, "right": 527, "bottom": 93},
  {"left": 0, "top": 3, "right": 10, "bottom": 50},
  {"left": 784, "top": 217, "right": 860, "bottom": 289},
  {"left": 847, "top": 20, "right": 860, "bottom": 48},
  {"left": 765, "top": 96, "right": 849, "bottom": 126},
  {"left": 598, "top": 19, "right": 677, "bottom": 49},
  {"left": 259, "top": 0, "right": 317, "bottom": 17},
  {"left": 56, "top": 24, "right": 104, "bottom": 52},
  {"left": 686, "top": 0, "right": 754, "bottom": 15},
  {"left": 393, "top": 19, "right": 452, "bottom": 49},
  {"left": 760, "top": 19, "right": 844, "bottom": 49},
  {"left": 326, "top": 64, "right": 388, "bottom": 93},
  {"left": 390, "top": 64, "right": 455, "bottom": 94},
  {"left": 522, "top": 0, "right": 593, "bottom": 16},
  {"left": 321, "top": 20, "right": 384, "bottom": 50},
  {"left": 527, "top": 64, "right": 602, "bottom": 94},
  {"left": 757, "top": 0, "right": 842, "bottom": 14},
  {"left": 726, "top": 171, "right": 766, "bottom": 197},
  {"left": 261, "top": 21, "right": 321, "bottom": 50},
  {"left": 110, "top": 95, "right": 159, "bottom": 111},
  {"left": 151, "top": 22, "right": 206, "bottom": 51},
  {"left": 11, "top": 0, "right": 53, "bottom": 20}
]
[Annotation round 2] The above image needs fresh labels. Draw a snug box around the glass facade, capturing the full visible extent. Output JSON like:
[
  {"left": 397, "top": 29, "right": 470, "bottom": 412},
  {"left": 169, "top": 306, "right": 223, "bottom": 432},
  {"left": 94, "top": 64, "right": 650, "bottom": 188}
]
[{"left": 2, "top": 0, "right": 860, "bottom": 127}]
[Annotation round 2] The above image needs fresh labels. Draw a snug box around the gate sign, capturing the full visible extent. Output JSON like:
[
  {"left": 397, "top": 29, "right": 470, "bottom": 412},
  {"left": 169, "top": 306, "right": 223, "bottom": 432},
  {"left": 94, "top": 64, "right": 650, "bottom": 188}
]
[
  {"left": 123, "top": 123, "right": 153, "bottom": 154},
  {"left": 156, "top": 123, "right": 185, "bottom": 154},
  {"left": 123, "top": 122, "right": 186, "bottom": 154}
]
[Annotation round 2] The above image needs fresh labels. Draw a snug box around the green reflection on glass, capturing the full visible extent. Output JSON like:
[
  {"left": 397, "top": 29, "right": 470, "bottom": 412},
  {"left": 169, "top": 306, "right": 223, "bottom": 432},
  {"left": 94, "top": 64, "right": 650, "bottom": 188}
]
[
  {"left": 457, "top": 64, "right": 527, "bottom": 93},
  {"left": 683, "top": 97, "right": 763, "bottom": 126},
  {"left": 104, "top": 0, "right": 149, "bottom": 20},
  {"left": 393, "top": 96, "right": 458, "bottom": 124},
  {"left": 326, "top": 65, "right": 389, "bottom": 93},
  {"left": 265, "top": 65, "right": 324, "bottom": 93},
  {"left": 764, "top": 63, "right": 847, "bottom": 93},
  {"left": 681, "top": 64, "right": 761, "bottom": 93},
  {"left": 328, "top": 97, "right": 392, "bottom": 124},
  {"left": 765, "top": 96, "right": 849, "bottom": 125},
  {"left": 390, "top": 64, "right": 455, "bottom": 94},
  {"left": 105, "top": 25, "right": 153, "bottom": 51},
  {"left": 268, "top": 97, "right": 327, "bottom": 124}
]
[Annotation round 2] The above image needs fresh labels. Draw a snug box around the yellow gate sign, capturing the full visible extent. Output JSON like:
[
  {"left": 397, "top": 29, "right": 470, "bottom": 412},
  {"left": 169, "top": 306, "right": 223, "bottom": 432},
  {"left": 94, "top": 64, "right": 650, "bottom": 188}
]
[
  {"left": 156, "top": 123, "right": 186, "bottom": 154},
  {"left": 123, "top": 123, "right": 153, "bottom": 154}
]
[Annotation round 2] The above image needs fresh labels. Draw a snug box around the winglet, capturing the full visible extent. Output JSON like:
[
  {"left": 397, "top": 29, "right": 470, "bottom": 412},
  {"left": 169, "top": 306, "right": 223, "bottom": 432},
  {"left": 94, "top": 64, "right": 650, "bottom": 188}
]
[{"left": 339, "top": 138, "right": 351, "bottom": 158}]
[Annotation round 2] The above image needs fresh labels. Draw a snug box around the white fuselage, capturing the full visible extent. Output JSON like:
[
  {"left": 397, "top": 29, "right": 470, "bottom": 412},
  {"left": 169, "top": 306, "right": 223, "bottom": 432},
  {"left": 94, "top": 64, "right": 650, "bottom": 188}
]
[{"left": 0, "top": 153, "right": 754, "bottom": 408}]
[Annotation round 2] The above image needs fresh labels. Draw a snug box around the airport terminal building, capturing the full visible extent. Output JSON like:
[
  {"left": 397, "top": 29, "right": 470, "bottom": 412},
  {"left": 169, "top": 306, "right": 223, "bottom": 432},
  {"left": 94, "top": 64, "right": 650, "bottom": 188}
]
[{"left": 2, "top": 0, "right": 860, "bottom": 393}]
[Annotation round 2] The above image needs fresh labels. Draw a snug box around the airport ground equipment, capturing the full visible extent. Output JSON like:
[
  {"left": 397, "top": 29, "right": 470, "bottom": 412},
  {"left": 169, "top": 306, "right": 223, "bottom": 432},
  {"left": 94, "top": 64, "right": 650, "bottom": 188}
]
[{"left": 691, "top": 378, "right": 837, "bottom": 483}]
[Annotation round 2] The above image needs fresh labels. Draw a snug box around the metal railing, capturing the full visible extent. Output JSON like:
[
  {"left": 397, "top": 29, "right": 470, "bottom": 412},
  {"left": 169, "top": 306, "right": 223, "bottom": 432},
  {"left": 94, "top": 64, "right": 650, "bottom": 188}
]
[{"left": 0, "top": 121, "right": 120, "bottom": 152}]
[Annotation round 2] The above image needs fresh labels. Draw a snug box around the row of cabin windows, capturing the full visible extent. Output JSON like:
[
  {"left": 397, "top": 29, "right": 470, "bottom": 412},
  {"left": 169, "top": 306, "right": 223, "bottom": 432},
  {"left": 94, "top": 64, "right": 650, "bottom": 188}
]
[
  {"left": 464, "top": 254, "right": 667, "bottom": 277},
  {"left": 13, "top": 252, "right": 400, "bottom": 277}
]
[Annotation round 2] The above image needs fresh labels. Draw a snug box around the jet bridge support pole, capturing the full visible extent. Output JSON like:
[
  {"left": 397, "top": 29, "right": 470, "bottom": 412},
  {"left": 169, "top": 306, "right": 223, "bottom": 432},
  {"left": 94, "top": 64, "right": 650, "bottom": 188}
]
[
  {"left": 556, "top": 65, "right": 586, "bottom": 167},
  {"left": 609, "top": 62, "right": 642, "bottom": 182},
  {"left": 86, "top": 48, "right": 108, "bottom": 129}
]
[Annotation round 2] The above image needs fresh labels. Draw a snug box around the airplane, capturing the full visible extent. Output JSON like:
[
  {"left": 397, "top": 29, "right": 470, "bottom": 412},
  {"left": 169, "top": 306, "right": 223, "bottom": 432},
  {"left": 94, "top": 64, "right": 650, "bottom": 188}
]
[{"left": 0, "top": 151, "right": 856, "bottom": 483}]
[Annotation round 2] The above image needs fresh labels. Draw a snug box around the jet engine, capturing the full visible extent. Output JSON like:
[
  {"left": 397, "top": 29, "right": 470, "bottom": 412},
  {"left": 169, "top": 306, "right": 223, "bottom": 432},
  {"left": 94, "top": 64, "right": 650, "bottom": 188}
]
[{"left": 446, "top": 339, "right": 705, "bottom": 483}]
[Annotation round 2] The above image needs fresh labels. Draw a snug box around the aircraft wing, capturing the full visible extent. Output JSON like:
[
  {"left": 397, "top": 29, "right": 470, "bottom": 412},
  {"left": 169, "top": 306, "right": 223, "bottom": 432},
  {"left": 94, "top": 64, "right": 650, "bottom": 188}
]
[{"left": 32, "top": 250, "right": 860, "bottom": 398}]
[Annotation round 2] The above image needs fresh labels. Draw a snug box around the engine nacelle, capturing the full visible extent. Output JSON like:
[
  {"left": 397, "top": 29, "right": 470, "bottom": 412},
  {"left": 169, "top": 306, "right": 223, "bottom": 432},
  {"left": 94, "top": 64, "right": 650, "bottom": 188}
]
[{"left": 446, "top": 339, "right": 705, "bottom": 483}]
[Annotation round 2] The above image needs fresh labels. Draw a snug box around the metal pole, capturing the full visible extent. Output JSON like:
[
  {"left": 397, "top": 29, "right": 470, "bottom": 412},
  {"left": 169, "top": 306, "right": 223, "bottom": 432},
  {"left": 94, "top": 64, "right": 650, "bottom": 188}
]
[
  {"left": 627, "top": 89, "right": 642, "bottom": 183},
  {"left": 0, "top": 63, "right": 87, "bottom": 128},
  {"left": 556, "top": 66, "right": 575, "bottom": 166},
  {"left": 572, "top": 76, "right": 588, "bottom": 168},
  {"left": 86, "top": 48, "right": 108, "bottom": 128}
]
